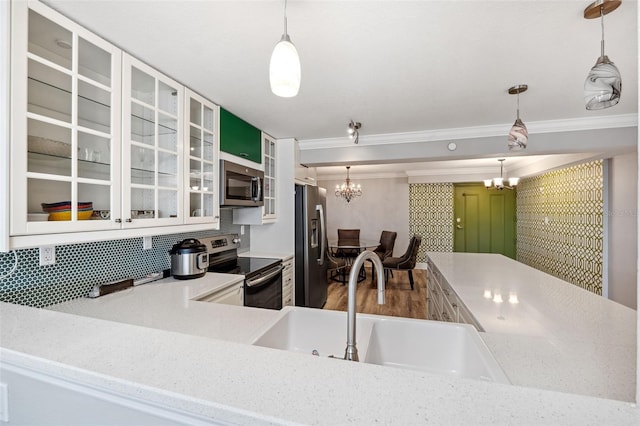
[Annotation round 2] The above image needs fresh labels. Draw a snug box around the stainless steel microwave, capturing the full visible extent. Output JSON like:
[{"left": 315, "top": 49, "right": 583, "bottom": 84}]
[{"left": 220, "top": 160, "right": 264, "bottom": 207}]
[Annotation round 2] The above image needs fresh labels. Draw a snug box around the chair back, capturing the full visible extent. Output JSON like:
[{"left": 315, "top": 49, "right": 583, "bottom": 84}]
[
  {"left": 374, "top": 230, "right": 397, "bottom": 259},
  {"left": 398, "top": 235, "right": 422, "bottom": 269},
  {"left": 337, "top": 228, "right": 360, "bottom": 245}
]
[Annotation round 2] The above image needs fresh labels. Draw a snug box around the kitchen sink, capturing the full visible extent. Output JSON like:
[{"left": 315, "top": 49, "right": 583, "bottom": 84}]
[
  {"left": 252, "top": 307, "right": 508, "bottom": 384},
  {"left": 252, "top": 307, "right": 376, "bottom": 358},
  {"left": 363, "top": 317, "right": 509, "bottom": 383}
]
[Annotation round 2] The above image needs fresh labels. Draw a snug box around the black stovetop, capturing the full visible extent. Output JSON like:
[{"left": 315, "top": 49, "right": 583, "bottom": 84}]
[{"left": 209, "top": 256, "right": 281, "bottom": 278}]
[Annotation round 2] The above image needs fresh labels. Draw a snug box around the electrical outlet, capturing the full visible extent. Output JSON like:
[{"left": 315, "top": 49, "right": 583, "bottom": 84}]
[
  {"left": 39, "top": 246, "right": 55, "bottom": 266},
  {"left": 143, "top": 236, "right": 152, "bottom": 250},
  {"left": 240, "top": 225, "right": 245, "bottom": 235}
]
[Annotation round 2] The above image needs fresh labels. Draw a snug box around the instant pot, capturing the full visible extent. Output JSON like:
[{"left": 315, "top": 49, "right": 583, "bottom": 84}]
[{"left": 169, "top": 238, "right": 209, "bottom": 280}]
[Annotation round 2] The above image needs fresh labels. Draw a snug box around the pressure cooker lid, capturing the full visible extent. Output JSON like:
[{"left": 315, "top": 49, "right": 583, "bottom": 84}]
[{"left": 169, "top": 238, "right": 207, "bottom": 255}]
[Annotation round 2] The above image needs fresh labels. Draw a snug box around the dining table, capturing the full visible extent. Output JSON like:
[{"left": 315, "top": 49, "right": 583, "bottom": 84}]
[{"left": 327, "top": 239, "right": 380, "bottom": 283}]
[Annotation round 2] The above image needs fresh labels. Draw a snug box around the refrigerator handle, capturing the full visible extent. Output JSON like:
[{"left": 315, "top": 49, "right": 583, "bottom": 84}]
[{"left": 317, "top": 204, "right": 325, "bottom": 266}]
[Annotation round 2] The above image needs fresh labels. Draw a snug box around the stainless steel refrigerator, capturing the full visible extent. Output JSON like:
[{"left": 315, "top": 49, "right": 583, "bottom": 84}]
[{"left": 294, "top": 184, "right": 328, "bottom": 308}]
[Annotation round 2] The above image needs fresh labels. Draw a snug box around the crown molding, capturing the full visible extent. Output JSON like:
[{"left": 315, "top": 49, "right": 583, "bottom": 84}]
[{"left": 298, "top": 114, "right": 638, "bottom": 150}]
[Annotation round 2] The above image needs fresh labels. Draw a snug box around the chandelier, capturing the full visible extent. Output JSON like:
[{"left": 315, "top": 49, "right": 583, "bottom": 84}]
[
  {"left": 484, "top": 159, "right": 519, "bottom": 190},
  {"left": 335, "top": 166, "right": 362, "bottom": 203}
]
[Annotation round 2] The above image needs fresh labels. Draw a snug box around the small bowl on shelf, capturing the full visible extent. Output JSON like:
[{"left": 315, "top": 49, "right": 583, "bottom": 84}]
[{"left": 48, "top": 210, "right": 93, "bottom": 221}]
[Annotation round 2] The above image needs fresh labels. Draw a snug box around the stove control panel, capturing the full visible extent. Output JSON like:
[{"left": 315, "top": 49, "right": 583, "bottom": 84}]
[{"left": 199, "top": 234, "right": 240, "bottom": 254}]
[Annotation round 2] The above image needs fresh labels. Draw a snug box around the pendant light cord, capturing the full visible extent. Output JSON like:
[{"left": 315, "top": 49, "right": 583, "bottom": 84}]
[
  {"left": 600, "top": 6, "right": 605, "bottom": 58},
  {"left": 516, "top": 92, "right": 520, "bottom": 120},
  {"left": 283, "top": 0, "right": 288, "bottom": 37}
]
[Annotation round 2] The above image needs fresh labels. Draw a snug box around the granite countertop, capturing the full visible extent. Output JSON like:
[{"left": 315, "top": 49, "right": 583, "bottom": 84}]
[
  {"left": 1, "top": 256, "right": 639, "bottom": 424},
  {"left": 426, "top": 252, "right": 637, "bottom": 402}
]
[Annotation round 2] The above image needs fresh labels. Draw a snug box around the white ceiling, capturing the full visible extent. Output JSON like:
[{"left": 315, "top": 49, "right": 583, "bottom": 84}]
[{"left": 42, "top": 0, "right": 638, "bottom": 174}]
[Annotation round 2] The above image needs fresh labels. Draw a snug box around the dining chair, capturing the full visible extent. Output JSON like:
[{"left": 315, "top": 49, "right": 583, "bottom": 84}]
[
  {"left": 336, "top": 229, "right": 361, "bottom": 258},
  {"left": 382, "top": 235, "right": 422, "bottom": 290},
  {"left": 326, "top": 246, "right": 348, "bottom": 283}
]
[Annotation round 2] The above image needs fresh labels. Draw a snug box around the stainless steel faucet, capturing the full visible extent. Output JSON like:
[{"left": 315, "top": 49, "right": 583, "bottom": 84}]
[{"left": 344, "top": 250, "right": 386, "bottom": 361}]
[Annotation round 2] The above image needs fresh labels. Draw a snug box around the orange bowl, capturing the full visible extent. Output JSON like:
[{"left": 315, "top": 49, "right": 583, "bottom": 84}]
[{"left": 48, "top": 210, "right": 93, "bottom": 221}]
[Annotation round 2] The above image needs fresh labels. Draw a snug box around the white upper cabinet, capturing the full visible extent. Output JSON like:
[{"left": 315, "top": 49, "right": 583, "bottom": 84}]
[
  {"left": 6, "top": 0, "right": 221, "bottom": 249},
  {"left": 10, "top": 0, "right": 122, "bottom": 236},
  {"left": 184, "top": 89, "right": 220, "bottom": 227},
  {"left": 122, "top": 54, "right": 184, "bottom": 228}
]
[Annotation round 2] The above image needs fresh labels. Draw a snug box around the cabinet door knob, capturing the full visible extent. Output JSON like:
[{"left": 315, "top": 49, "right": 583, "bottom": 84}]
[
  {"left": 126, "top": 218, "right": 132, "bottom": 223},
  {"left": 115, "top": 218, "right": 122, "bottom": 223},
  {"left": 239, "top": 152, "right": 248, "bottom": 157}
]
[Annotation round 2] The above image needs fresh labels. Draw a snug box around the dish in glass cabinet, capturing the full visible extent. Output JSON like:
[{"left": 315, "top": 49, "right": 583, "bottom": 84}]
[
  {"left": 90, "top": 210, "right": 111, "bottom": 220},
  {"left": 131, "top": 210, "right": 154, "bottom": 219},
  {"left": 28, "top": 135, "right": 71, "bottom": 157}
]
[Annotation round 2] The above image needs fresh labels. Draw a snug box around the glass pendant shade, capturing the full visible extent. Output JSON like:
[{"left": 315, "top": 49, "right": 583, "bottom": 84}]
[
  {"left": 270, "top": 0, "right": 300, "bottom": 98},
  {"left": 584, "top": 57, "right": 621, "bottom": 110},
  {"left": 484, "top": 179, "right": 492, "bottom": 188},
  {"left": 508, "top": 177, "right": 520, "bottom": 186},
  {"left": 583, "top": 0, "right": 622, "bottom": 110},
  {"left": 507, "top": 118, "right": 528, "bottom": 151}
]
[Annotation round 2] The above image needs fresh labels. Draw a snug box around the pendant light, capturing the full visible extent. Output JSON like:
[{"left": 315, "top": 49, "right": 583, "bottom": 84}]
[
  {"left": 269, "top": 0, "right": 301, "bottom": 98},
  {"left": 583, "top": 0, "right": 622, "bottom": 110},
  {"left": 507, "top": 84, "right": 528, "bottom": 151}
]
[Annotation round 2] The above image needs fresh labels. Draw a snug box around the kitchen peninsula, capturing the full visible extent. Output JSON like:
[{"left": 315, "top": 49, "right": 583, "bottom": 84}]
[{"left": 1, "top": 253, "right": 639, "bottom": 424}]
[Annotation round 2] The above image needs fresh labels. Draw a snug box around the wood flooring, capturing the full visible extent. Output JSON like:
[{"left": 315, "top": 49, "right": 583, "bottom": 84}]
[{"left": 324, "top": 267, "right": 427, "bottom": 319}]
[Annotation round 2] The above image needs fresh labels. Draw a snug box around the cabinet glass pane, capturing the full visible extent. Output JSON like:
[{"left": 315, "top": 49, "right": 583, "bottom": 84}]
[
  {"left": 28, "top": 178, "right": 71, "bottom": 219},
  {"left": 189, "top": 193, "right": 202, "bottom": 217},
  {"left": 131, "top": 67, "right": 155, "bottom": 105},
  {"left": 78, "top": 182, "right": 110, "bottom": 216},
  {"left": 158, "top": 81, "right": 178, "bottom": 115},
  {"left": 27, "top": 119, "right": 71, "bottom": 176},
  {"left": 131, "top": 188, "right": 155, "bottom": 219},
  {"left": 203, "top": 132, "right": 214, "bottom": 162},
  {"left": 203, "top": 163, "right": 214, "bottom": 192},
  {"left": 189, "top": 159, "right": 201, "bottom": 189},
  {"left": 131, "top": 146, "right": 155, "bottom": 185},
  {"left": 203, "top": 194, "right": 214, "bottom": 217},
  {"left": 78, "top": 37, "right": 111, "bottom": 86},
  {"left": 190, "top": 98, "right": 201, "bottom": 126},
  {"left": 203, "top": 106, "right": 214, "bottom": 132},
  {"left": 158, "top": 113, "right": 177, "bottom": 151},
  {"left": 28, "top": 10, "right": 72, "bottom": 70},
  {"left": 158, "top": 151, "right": 177, "bottom": 187},
  {"left": 28, "top": 59, "right": 71, "bottom": 122},
  {"left": 158, "top": 189, "right": 177, "bottom": 218},
  {"left": 78, "top": 80, "right": 110, "bottom": 132},
  {"left": 190, "top": 125, "right": 201, "bottom": 158},
  {"left": 78, "top": 132, "right": 110, "bottom": 180},
  {"left": 131, "top": 103, "right": 154, "bottom": 145}
]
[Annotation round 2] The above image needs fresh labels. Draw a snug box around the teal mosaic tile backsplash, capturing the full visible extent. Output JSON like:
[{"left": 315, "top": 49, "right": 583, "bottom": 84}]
[{"left": 0, "top": 209, "right": 249, "bottom": 307}]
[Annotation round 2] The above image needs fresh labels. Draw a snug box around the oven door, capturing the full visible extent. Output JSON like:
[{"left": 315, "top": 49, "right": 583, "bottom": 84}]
[{"left": 244, "top": 264, "right": 284, "bottom": 310}]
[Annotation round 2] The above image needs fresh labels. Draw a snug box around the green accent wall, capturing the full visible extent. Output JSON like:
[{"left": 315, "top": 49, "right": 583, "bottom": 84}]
[
  {"left": 516, "top": 161, "right": 603, "bottom": 295},
  {"left": 219, "top": 108, "right": 262, "bottom": 163}
]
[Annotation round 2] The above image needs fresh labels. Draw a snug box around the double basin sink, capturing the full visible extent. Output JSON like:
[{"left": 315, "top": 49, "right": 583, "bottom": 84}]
[{"left": 252, "top": 306, "right": 509, "bottom": 384}]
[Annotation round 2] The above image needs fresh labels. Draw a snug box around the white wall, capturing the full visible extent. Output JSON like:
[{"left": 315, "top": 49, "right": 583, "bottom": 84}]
[
  {"left": 248, "top": 138, "right": 295, "bottom": 254},
  {"left": 318, "top": 177, "right": 410, "bottom": 258},
  {"left": 608, "top": 152, "right": 638, "bottom": 309}
]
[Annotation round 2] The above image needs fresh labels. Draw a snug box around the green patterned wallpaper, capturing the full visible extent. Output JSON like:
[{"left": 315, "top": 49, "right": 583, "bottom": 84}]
[
  {"left": 516, "top": 161, "right": 603, "bottom": 295},
  {"left": 409, "top": 183, "right": 454, "bottom": 261}
]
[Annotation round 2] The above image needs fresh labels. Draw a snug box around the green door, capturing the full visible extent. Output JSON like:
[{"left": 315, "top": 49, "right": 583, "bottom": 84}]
[{"left": 453, "top": 183, "right": 516, "bottom": 259}]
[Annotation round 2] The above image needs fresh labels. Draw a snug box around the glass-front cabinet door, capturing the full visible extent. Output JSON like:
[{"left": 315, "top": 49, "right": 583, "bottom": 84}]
[
  {"left": 122, "top": 54, "right": 183, "bottom": 227},
  {"left": 184, "top": 89, "right": 220, "bottom": 227},
  {"left": 262, "top": 133, "right": 277, "bottom": 221},
  {"left": 10, "top": 1, "right": 122, "bottom": 235}
]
